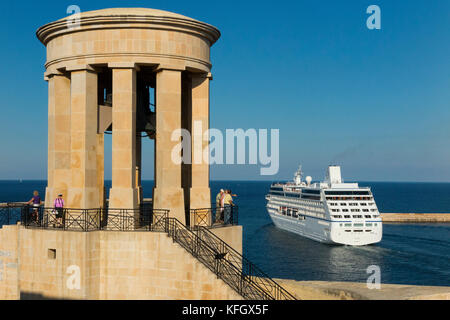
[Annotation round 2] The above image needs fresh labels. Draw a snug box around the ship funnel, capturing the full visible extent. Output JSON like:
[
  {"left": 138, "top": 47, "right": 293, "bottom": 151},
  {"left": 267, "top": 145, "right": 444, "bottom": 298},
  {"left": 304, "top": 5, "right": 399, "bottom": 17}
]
[{"left": 326, "top": 166, "right": 342, "bottom": 184}]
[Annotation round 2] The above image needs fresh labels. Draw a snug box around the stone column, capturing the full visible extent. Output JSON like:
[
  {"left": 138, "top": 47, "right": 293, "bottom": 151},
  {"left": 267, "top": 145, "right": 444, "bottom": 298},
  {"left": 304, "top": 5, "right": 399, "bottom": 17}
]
[
  {"left": 108, "top": 63, "right": 138, "bottom": 210},
  {"left": 153, "top": 68, "right": 185, "bottom": 223},
  {"left": 45, "top": 73, "right": 71, "bottom": 208},
  {"left": 67, "top": 66, "right": 101, "bottom": 209},
  {"left": 136, "top": 135, "right": 143, "bottom": 205},
  {"left": 190, "top": 74, "right": 212, "bottom": 210},
  {"left": 97, "top": 134, "right": 105, "bottom": 208}
]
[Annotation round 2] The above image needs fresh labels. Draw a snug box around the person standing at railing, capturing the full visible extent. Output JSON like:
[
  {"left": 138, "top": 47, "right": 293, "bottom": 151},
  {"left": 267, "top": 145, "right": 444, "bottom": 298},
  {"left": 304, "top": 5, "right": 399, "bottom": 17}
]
[
  {"left": 53, "top": 194, "right": 65, "bottom": 228},
  {"left": 223, "top": 190, "right": 234, "bottom": 224},
  {"left": 215, "top": 189, "right": 224, "bottom": 223},
  {"left": 26, "top": 190, "right": 41, "bottom": 223}
]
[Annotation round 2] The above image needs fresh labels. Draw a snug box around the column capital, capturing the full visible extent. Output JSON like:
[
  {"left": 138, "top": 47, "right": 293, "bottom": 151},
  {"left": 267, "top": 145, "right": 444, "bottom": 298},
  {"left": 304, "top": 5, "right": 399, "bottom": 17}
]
[
  {"left": 44, "top": 69, "right": 67, "bottom": 81},
  {"left": 108, "top": 62, "right": 140, "bottom": 71},
  {"left": 189, "top": 72, "right": 213, "bottom": 81},
  {"left": 154, "top": 65, "right": 185, "bottom": 73},
  {"left": 66, "top": 64, "right": 97, "bottom": 73}
]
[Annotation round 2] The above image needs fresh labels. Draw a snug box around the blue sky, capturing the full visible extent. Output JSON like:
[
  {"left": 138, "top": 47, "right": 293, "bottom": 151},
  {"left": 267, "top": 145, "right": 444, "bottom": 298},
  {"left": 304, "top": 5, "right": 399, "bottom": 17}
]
[{"left": 0, "top": 0, "right": 448, "bottom": 181}]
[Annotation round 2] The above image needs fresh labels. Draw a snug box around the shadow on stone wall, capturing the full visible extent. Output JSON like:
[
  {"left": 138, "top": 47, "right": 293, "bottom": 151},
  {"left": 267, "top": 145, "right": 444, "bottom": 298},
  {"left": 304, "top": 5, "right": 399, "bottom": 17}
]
[{"left": 20, "top": 291, "right": 59, "bottom": 300}]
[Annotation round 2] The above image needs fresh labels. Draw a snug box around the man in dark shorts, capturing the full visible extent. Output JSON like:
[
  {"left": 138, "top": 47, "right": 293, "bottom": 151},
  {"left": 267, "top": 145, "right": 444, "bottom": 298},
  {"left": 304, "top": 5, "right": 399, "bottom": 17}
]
[{"left": 53, "top": 194, "right": 65, "bottom": 227}]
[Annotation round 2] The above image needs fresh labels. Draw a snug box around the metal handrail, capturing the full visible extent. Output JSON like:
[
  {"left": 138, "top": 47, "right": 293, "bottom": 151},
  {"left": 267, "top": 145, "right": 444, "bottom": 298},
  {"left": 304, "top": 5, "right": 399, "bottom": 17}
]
[
  {"left": 9, "top": 205, "right": 169, "bottom": 232},
  {"left": 190, "top": 205, "right": 238, "bottom": 228},
  {"left": 195, "top": 224, "right": 296, "bottom": 300},
  {"left": 164, "top": 217, "right": 296, "bottom": 300}
]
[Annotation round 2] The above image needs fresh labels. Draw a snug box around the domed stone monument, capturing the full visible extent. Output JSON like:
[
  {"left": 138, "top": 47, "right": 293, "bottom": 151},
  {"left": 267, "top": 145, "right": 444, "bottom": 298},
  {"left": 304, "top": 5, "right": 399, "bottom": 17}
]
[{"left": 37, "top": 8, "right": 220, "bottom": 224}]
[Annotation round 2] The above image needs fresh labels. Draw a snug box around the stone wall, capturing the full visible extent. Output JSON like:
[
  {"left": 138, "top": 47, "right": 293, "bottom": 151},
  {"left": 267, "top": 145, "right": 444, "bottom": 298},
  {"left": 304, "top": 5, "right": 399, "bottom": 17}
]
[{"left": 0, "top": 224, "right": 242, "bottom": 300}]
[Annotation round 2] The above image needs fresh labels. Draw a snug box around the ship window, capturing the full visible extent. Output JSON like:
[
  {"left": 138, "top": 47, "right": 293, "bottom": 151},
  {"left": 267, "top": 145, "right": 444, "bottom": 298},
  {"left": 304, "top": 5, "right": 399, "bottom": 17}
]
[
  {"left": 332, "top": 215, "right": 342, "bottom": 218},
  {"left": 270, "top": 191, "right": 284, "bottom": 195},
  {"left": 345, "top": 230, "right": 351, "bottom": 232},
  {"left": 344, "top": 215, "right": 351, "bottom": 219},
  {"left": 302, "top": 189, "right": 321, "bottom": 195},
  {"left": 365, "top": 230, "right": 372, "bottom": 232},
  {"left": 342, "top": 209, "right": 349, "bottom": 212},
  {"left": 270, "top": 186, "right": 284, "bottom": 192},
  {"left": 285, "top": 192, "right": 300, "bottom": 198},
  {"left": 353, "top": 215, "right": 363, "bottom": 218},
  {"left": 325, "top": 190, "right": 370, "bottom": 196},
  {"left": 354, "top": 230, "right": 363, "bottom": 232},
  {"left": 344, "top": 223, "right": 352, "bottom": 227},
  {"left": 340, "top": 203, "right": 347, "bottom": 206},
  {"left": 301, "top": 194, "right": 321, "bottom": 200},
  {"left": 366, "top": 223, "right": 373, "bottom": 227},
  {"left": 360, "top": 203, "right": 367, "bottom": 206}
]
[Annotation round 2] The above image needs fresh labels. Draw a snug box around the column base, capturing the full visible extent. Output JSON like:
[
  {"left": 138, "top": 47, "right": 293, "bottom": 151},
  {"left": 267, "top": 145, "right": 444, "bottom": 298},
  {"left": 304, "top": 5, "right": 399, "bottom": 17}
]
[
  {"left": 136, "top": 186, "right": 143, "bottom": 206},
  {"left": 45, "top": 184, "right": 70, "bottom": 208},
  {"left": 153, "top": 187, "right": 185, "bottom": 224},
  {"left": 189, "top": 187, "right": 211, "bottom": 226},
  {"left": 67, "top": 187, "right": 101, "bottom": 209},
  {"left": 189, "top": 187, "right": 211, "bottom": 209},
  {"left": 108, "top": 188, "right": 138, "bottom": 209},
  {"left": 45, "top": 187, "right": 54, "bottom": 208}
]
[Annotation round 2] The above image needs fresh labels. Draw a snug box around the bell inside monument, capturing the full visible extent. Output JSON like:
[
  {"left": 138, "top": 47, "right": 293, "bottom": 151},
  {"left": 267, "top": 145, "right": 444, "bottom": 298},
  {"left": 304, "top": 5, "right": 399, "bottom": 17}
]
[{"left": 97, "top": 67, "right": 156, "bottom": 139}]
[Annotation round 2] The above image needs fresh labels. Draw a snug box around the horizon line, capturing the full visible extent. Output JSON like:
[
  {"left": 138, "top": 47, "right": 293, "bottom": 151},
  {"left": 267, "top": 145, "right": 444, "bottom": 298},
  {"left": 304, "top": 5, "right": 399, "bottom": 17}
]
[{"left": 2, "top": 179, "right": 450, "bottom": 184}]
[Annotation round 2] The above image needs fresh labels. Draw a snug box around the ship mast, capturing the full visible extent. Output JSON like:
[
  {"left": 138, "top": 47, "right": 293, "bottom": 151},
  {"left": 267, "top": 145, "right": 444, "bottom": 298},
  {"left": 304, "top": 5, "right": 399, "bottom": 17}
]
[{"left": 294, "top": 165, "right": 303, "bottom": 185}]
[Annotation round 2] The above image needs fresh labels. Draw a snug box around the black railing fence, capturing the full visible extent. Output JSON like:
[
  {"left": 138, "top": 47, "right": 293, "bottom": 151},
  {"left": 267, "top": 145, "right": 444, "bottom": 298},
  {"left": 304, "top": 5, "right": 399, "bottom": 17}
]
[
  {"left": 0, "top": 203, "right": 24, "bottom": 227},
  {"left": 190, "top": 205, "right": 238, "bottom": 228},
  {"left": 13, "top": 205, "right": 168, "bottom": 232},
  {"left": 166, "top": 217, "right": 296, "bottom": 300}
]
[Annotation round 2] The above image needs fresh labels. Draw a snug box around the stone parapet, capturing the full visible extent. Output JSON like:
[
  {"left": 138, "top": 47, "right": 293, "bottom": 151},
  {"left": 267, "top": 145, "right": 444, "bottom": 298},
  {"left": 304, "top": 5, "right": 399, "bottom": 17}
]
[{"left": 0, "top": 225, "right": 242, "bottom": 300}]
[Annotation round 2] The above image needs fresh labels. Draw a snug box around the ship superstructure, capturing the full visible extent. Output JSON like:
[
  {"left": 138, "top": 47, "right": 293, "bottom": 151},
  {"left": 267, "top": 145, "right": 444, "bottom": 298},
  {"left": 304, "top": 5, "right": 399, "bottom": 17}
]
[{"left": 266, "top": 166, "right": 382, "bottom": 245}]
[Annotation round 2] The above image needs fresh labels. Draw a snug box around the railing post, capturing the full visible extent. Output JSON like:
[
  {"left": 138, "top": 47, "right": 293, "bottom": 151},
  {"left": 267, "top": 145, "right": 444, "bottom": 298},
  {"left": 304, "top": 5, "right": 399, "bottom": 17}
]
[{"left": 63, "top": 208, "right": 66, "bottom": 230}]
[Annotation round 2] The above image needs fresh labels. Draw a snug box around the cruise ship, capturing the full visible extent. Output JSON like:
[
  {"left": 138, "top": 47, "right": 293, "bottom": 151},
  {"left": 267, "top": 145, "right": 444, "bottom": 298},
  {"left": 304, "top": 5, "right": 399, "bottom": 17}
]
[{"left": 266, "top": 166, "right": 382, "bottom": 245}]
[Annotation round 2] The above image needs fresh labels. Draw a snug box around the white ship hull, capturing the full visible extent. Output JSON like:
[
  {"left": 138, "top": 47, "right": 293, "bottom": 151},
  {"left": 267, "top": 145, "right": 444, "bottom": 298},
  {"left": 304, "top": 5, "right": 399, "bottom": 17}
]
[{"left": 268, "top": 208, "right": 382, "bottom": 245}]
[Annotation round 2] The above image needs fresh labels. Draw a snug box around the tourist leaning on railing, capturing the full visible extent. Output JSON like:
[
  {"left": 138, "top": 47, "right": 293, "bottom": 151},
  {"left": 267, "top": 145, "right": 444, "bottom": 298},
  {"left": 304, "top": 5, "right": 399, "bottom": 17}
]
[{"left": 26, "top": 190, "right": 41, "bottom": 223}]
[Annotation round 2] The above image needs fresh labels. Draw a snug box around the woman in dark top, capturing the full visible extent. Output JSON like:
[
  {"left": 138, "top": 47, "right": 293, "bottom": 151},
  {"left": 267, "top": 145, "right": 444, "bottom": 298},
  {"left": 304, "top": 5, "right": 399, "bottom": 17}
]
[{"left": 27, "top": 190, "right": 41, "bottom": 222}]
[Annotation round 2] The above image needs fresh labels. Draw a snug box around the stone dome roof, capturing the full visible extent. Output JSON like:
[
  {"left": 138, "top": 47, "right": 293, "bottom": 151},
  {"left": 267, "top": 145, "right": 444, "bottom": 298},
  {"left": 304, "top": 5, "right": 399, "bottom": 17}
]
[
  {"left": 59, "top": 7, "right": 197, "bottom": 22},
  {"left": 37, "top": 7, "right": 220, "bottom": 46}
]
